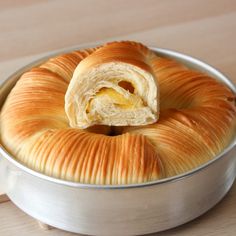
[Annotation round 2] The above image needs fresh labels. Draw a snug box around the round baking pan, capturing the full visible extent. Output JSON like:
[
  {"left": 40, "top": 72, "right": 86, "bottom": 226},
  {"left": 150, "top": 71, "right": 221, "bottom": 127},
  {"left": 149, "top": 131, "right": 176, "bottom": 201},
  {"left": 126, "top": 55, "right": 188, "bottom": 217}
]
[{"left": 0, "top": 46, "right": 235, "bottom": 236}]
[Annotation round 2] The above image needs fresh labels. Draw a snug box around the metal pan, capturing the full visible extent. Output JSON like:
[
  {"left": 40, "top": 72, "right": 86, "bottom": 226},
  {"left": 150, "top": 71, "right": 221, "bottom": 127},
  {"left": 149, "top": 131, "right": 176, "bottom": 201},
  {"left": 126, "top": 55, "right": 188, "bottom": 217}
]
[{"left": 0, "top": 46, "right": 235, "bottom": 236}]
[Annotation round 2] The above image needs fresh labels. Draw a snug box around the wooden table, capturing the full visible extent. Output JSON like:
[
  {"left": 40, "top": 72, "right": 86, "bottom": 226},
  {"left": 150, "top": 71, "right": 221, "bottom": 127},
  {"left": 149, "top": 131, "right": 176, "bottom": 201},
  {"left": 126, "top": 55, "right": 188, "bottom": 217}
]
[{"left": 0, "top": 0, "right": 236, "bottom": 235}]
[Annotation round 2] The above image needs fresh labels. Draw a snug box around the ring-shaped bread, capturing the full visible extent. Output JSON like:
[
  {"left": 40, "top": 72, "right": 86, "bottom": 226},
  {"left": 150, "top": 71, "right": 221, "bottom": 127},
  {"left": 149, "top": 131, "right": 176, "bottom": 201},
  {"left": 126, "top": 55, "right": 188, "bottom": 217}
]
[{"left": 1, "top": 41, "right": 235, "bottom": 184}]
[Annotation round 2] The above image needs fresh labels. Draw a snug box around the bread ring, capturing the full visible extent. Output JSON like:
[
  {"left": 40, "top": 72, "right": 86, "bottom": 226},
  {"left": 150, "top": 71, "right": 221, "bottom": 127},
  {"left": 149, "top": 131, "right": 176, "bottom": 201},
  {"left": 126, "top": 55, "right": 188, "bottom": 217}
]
[{"left": 0, "top": 41, "right": 235, "bottom": 184}]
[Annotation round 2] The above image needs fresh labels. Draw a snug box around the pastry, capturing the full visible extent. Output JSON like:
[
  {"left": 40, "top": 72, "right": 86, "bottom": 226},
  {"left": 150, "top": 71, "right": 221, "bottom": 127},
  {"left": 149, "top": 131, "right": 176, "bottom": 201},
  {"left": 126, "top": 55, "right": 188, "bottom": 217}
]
[
  {"left": 65, "top": 41, "right": 159, "bottom": 128},
  {"left": 0, "top": 41, "right": 235, "bottom": 184}
]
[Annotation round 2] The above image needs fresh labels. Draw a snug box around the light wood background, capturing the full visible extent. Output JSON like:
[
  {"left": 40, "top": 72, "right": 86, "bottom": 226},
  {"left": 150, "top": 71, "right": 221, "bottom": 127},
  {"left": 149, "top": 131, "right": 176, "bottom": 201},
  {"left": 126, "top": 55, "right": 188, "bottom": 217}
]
[{"left": 0, "top": 0, "right": 236, "bottom": 235}]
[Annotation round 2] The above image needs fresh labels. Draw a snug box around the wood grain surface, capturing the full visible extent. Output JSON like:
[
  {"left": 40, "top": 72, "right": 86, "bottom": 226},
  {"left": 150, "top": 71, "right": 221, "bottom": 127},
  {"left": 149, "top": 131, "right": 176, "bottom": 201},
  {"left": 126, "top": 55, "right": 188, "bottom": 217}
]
[{"left": 0, "top": 0, "right": 236, "bottom": 235}]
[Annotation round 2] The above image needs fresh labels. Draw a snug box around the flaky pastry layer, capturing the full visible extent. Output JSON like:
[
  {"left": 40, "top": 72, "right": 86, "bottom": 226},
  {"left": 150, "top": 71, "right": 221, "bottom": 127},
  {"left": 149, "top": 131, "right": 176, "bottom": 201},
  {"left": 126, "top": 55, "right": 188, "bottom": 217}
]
[{"left": 65, "top": 42, "right": 159, "bottom": 128}]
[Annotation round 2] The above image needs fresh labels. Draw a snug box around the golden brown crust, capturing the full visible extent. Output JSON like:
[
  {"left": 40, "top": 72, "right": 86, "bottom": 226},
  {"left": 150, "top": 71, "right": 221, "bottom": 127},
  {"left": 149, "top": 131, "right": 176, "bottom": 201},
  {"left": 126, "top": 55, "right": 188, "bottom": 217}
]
[
  {"left": 123, "top": 57, "right": 236, "bottom": 176},
  {"left": 18, "top": 130, "right": 162, "bottom": 184},
  {"left": 76, "top": 41, "right": 155, "bottom": 75},
  {"left": 40, "top": 48, "right": 97, "bottom": 82},
  {"left": 0, "top": 41, "right": 235, "bottom": 184}
]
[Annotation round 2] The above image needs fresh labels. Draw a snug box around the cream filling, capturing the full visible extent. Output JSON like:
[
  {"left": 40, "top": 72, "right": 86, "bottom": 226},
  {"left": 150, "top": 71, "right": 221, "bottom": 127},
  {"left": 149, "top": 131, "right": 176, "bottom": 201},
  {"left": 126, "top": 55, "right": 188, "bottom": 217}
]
[
  {"left": 89, "top": 86, "right": 143, "bottom": 108},
  {"left": 86, "top": 80, "right": 145, "bottom": 121}
]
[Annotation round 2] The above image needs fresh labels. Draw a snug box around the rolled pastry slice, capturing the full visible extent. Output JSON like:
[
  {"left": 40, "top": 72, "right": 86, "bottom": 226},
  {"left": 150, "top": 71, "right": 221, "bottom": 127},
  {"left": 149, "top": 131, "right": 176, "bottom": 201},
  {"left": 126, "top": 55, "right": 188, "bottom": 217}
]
[{"left": 65, "top": 41, "right": 159, "bottom": 129}]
